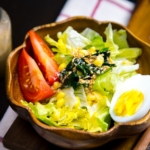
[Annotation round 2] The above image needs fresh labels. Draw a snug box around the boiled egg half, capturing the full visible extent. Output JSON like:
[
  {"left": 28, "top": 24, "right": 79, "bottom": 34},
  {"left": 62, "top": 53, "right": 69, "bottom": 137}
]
[{"left": 109, "top": 74, "right": 150, "bottom": 123}]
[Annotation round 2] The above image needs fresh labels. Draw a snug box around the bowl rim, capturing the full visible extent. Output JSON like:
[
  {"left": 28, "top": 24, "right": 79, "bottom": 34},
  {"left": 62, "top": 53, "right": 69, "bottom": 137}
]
[{"left": 6, "top": 16, "right": 150, "bottom": 136}]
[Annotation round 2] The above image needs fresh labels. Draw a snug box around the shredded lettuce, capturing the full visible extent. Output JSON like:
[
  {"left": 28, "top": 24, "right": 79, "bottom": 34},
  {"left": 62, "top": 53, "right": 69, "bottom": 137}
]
[
  {"left": 68, "top": 106, "right": 111, "bottom": 132},
  {"left": 116, "top": 48, "right": 142, "bottom": 59},
  {"left": 81, "top": 27, "right": 100, "bottom": 40},
  {"left": 93, "top": 69, "right": 115, "bottom": 98},
  {"left": 65, "top": 27, "right": 91, "bottom": 49},
  {"left": 62, "top": 87, "right": 77, "bottom": 109},
  {"left": 104, "top": 23, "right": 119, "bottom": 58},
  {"left": 84, "top": 36, "right": 105, "bottom": 51},
  {"left": 45, "top": 34, "right": 70, "bottom": 54},
  {"left": 21, "top": 99, "right": 111, "bottom": 132},
  {"left": 53, "top": 53, "right": 72, "bottom": 65},
  {"left": 74, "top": 85, "right": 88, "bottom": 107},
  {"left": 113, "top": 29, "right": 129, "bottom": 49},
  {"left": 45, "top": 26, "right": 91, "bottom": 55}
]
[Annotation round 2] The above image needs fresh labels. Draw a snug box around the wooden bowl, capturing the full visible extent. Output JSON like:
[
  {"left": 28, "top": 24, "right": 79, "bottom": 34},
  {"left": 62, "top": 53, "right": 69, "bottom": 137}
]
[{"left": 6, "top": 16, "right": 150, "bottom": 149}]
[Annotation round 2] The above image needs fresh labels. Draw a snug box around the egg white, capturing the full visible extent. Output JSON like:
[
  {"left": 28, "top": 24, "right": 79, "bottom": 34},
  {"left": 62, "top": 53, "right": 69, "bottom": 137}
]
[{"left": 109, "top": 74, "right": 150, "bottom": 123}]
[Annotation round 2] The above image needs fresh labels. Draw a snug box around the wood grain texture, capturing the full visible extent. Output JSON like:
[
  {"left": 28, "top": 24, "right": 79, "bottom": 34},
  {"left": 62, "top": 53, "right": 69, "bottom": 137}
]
[
  {"left": 3, "top": 117, "right": 65, "bottom": 150},
  {"left": 127, "top": 0, "right": 150, "bottom": 45},
  {"left": 2, "top": 116, "right": 144, "bottom": 150},
  {"left": 133, "top": 126, "right": 150, "bottom": 150}
]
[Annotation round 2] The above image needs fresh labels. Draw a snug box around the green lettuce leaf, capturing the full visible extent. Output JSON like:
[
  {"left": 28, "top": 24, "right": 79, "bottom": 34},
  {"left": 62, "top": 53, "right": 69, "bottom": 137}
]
[
  {"left": 45, "top": 26, "right": 91, "bottom": 55},
  {"left": 104, "top": 23, "right": 119, "bottom": 58},
  {"left": 81, "top": 27, "right": 100, "bottom": 40},
  {"left": 74, "top": 85, "right": 88, "bottom": 107},
  {"left": 62, "top": 87, "right": 77, "bottom": 109},
  {"left": 92, "top": 69, "right": 114, "bottom": 97},
  {"left": 84, "top": 36, "right": 105, "bottom": 51},
  {"left": 45, "top": 34, "right": 70, "bottom": 54},
  {"left": 53, "top": 53, "right": 72, "bottom": 65},
  {"left": 113, "top": 29, "right": 129, "bottom": 49},
  {"left": 21, "top": 95, "right": 111, "bottom": 132},
  {"left": 69, "top": 106, "right": 111, "bottom": 132},
  {"left": 115, "top": 48, "right": 142, "bottom": 59}
]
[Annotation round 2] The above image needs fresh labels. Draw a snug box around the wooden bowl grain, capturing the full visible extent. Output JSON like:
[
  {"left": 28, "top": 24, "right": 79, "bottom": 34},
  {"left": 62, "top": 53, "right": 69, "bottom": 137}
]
[{"left": 6, "top": 16, "right": 150, "bottom": 149}]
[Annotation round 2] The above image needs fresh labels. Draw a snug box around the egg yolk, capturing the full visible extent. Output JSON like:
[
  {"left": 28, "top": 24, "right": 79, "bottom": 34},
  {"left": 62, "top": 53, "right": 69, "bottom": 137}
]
[{"left": 114, "top": 89, "right": 144, "bottom": 116}]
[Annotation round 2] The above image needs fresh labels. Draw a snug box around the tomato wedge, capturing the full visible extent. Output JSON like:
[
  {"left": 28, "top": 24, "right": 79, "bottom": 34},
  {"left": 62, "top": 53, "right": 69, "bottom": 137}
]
[
  {"left": 28, "top": 30, "right": 59, "bottom": 85},
  {"left": 18, "top": 49, "right": 55, "bottom": 102}
]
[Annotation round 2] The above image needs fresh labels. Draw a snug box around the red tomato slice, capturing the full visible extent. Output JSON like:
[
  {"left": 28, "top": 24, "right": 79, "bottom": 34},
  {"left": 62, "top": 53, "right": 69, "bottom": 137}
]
[
  {"left": 28, "top": 30, "right": 59, "bottom": 85},
  {"left": 18, "top": 49, "right": 55, "bottom": 102}
]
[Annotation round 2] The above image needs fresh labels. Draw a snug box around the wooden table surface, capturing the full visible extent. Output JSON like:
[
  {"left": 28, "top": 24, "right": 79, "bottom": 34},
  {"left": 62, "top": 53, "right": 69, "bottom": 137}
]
[
  {"left": 2, "top": 0, "right": 150, "bottom": 149},
  {"left": 2, "top": 117, "right": 145, "bottom": 150}
]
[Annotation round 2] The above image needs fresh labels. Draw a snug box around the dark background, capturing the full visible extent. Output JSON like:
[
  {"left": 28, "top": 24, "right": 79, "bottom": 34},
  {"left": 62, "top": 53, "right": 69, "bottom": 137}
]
[
  {"left": 0, "top": 0, "right": 137, "bottom": 120},
  {"left": 0, "top": 0, "right": 67, "bottom": 49}
]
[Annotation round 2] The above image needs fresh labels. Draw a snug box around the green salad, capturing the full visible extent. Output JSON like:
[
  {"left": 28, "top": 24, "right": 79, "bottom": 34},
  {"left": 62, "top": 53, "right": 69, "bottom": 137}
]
[{"left": 21, "top": 23, "right": 142, "bottom": 132}]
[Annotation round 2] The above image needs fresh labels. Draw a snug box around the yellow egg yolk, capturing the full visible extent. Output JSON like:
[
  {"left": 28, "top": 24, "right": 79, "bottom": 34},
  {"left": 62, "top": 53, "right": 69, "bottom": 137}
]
[{"left": 114, "top": 89, "right": 144, "bottom": 116}]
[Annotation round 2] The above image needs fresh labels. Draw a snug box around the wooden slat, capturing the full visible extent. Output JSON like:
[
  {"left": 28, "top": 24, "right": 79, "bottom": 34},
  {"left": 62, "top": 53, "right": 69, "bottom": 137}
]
[
  {"left": 127, "top": 0, "right": 150, "bottom": 45},
  {"left": 133, "top": 127, "right": 150, "bottom": 150}
]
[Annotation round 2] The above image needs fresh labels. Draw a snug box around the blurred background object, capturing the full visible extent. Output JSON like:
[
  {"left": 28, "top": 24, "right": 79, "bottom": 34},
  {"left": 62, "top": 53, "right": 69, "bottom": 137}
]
[
  {"left": 0, "top": 7, "right": 12, "bottom": 77},
  {"left": 0, "top": 0, "right": 67, "bottom": 49},
  {"left": 127, "top": 0, "right": 150, "bottom": 45}
]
